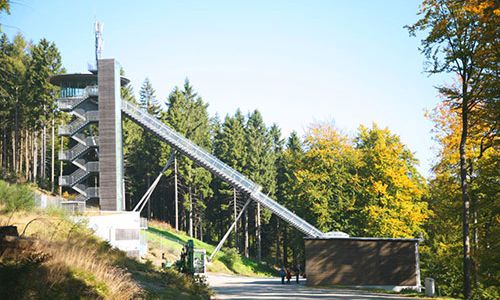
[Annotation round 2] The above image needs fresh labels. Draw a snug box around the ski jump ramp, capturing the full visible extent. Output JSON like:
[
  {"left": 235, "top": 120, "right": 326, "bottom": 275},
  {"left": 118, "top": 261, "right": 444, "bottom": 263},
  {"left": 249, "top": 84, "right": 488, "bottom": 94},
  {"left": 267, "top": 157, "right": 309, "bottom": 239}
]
[{"left": 121, "top": 100, "right": 324, "bottom": 238}]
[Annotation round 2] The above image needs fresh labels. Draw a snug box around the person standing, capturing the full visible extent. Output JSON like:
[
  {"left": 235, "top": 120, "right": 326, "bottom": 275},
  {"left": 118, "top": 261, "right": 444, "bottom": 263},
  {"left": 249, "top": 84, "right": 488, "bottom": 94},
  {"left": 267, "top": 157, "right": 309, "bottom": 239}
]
[
  {"left": 295, "top": 264, "right": 301, "bottom": 284},
  {"left": 279, "top": 266, "right": 286, "bottom": 284},
  {"left": 286, "top": 267, "right": 292, "bottom": 284}
]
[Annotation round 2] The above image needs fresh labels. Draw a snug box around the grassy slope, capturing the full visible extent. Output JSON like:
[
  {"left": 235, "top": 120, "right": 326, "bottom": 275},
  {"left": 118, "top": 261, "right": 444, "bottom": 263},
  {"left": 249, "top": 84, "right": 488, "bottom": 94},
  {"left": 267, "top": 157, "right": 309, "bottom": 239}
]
[
  {"left": 0, "top": 183, "right": 212, "bottom": 299},
  {"left": 146, "top": 220, "right": 277, "bottom": 277}
]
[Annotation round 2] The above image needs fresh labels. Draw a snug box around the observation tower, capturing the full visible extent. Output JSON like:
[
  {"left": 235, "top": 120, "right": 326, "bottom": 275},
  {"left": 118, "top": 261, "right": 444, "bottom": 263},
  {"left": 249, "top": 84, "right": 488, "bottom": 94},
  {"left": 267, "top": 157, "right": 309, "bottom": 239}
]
[{"left": 50, "top": 63, "right": 129, "bottom": 211}]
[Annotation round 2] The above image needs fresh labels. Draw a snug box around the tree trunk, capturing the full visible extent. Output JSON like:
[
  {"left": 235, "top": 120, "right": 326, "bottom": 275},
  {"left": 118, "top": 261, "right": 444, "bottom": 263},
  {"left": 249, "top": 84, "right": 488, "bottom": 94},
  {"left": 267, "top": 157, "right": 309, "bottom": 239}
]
[
  {"left": 256, "top": 202, "right": 261, "bottom": 262},
  {"left": 189, "top": 186, "right": 193, "bottom": 237},
  {"left": 233, "top": 188, "right": 238, "bottom": 248},
  {"left": 198, "top": 217, "right": 203, "bottom": 242},
  {"left": 14, "top": 95, "right": 19, "bottom": 175},
  {"left": 42, "top": 124, "right": 47, "bottom": 179},
  {"left": 25, "top": 130, "right": 29, "bottom": 180},
  {"left": 59, "top": 136, "right": 63, "bottom": 195},
  {"left": 24, "top": 130, "right": 32, "bottom": 181},
  {"left": 194, "top": 216, "right": 198, "bottom": 239},
  {"left": 283, "top": 225, "right": 288, "bottom": 266},
  {"left": 51, "top": 120, "right": 55, "bottom": 193},
  {"left": 11, "top": 132, "right": 15, "bottom": 175},
  {"left": 276, "top": 218, "right": 281, "bottom": 264},
  {"left": 147, "top": 176, "right": 151, "bottom": 219},
  {"left": 33, "top": 131, "right": 38, "bottom": 181},
  {"left": 174, "top": 154, "right": 179, "bottom": 230},
  {"left": 460, "top": 83, "right": 471, "bottom": 300},
  {"left": 244, "top": 210, "right": 249, "bottom": 258},
  {"left": 19, "top": 131, "right": 23, "bottom": 179},
  {"left": 2, "top": 125, "right": 6, "bottom": 175}
]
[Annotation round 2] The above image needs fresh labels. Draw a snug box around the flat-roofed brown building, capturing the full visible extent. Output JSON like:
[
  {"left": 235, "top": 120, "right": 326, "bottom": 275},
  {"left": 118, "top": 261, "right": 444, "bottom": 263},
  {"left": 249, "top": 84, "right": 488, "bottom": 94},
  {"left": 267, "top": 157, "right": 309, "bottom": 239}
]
[{"left": 304, "top": 237, "right": 421, "bottom": 291}]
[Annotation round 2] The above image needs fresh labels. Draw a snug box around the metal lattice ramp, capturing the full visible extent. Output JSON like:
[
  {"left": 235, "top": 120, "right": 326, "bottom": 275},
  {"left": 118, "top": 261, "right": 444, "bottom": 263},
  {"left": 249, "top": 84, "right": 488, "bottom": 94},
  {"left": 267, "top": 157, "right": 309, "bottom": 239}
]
[{"left": 121, "top": 100, "right": 324, "bottom": 238}]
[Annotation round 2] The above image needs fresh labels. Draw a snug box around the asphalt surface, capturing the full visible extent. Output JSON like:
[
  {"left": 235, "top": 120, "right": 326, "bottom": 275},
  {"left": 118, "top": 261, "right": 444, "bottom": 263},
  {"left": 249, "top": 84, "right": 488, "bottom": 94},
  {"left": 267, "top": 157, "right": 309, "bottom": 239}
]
[{"left": 207, "top": 273, "right": 420, "bottom": 300}]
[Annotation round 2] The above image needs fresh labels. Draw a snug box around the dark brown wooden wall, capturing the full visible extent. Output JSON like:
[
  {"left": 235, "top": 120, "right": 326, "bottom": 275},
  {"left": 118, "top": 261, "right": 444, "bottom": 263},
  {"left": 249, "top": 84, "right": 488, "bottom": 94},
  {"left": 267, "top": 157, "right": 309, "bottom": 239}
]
[{"left": 305, "top": 239, "right": 418, "bottom": 286}]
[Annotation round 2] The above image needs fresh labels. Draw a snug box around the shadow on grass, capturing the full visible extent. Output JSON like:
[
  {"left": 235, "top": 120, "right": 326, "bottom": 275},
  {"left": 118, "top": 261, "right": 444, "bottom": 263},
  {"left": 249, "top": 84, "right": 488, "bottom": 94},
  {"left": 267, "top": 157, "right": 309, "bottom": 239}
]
[{"left": 148, "top": 227, "right": 186, "bottom": 246}]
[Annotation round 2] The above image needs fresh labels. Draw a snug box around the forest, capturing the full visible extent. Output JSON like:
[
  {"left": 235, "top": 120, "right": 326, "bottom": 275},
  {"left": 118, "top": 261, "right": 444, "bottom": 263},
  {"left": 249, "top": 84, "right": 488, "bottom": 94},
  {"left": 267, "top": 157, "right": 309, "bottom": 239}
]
[{"left": 0, "top": 1, "right": 498, "bottom": 299}]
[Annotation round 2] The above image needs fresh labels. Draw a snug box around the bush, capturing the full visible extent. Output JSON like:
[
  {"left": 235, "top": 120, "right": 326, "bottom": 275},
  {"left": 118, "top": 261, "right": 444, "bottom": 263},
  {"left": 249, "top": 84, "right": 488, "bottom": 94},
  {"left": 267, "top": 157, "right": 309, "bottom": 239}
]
[
  {"left": 220, "top": 248, "right": 241, "bottom": 271},
  {"left": 0, "top": 180, "right": 34, "bottom": 213}
]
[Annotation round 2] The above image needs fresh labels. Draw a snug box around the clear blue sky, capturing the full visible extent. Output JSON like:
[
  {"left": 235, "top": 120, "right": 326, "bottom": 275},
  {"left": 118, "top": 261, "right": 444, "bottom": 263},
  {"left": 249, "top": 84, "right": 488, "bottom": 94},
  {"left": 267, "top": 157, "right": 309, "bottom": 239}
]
[{"left": 3, "top": 0, "right": 450, "bottom": 176}]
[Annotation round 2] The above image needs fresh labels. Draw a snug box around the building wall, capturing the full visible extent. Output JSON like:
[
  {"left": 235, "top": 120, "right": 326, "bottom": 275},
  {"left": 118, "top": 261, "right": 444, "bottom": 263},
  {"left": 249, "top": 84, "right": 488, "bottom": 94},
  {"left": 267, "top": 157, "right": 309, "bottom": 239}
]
[
  {"left": 98, "top": 59, "right": 124, "bottom": 211},
  {"left": 74, "top": 211, "right": 143, "bottom": 257},
  {"left": 305, "top": 238, "right": 419, "bottom": 287}
]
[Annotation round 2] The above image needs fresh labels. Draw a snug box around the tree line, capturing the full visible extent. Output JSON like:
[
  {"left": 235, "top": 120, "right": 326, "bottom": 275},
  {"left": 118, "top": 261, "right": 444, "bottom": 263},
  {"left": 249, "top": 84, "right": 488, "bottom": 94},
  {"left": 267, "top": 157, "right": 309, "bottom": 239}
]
[
  {"left": 121, "top": 77, "right": 429, "bottom": 267},
  {"left": 0, "top": 31, "right": 64, "bottom": 192}
]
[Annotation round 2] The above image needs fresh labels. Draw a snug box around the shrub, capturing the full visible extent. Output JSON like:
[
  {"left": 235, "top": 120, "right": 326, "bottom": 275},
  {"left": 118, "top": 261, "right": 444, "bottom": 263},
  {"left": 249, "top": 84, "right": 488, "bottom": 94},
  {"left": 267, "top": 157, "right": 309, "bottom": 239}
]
[
  {"left": 220, "top": 248, "right": 241, "bottom": 271},
  {"left": 0, "top": 180, "right": 34, "bottom": 213}
]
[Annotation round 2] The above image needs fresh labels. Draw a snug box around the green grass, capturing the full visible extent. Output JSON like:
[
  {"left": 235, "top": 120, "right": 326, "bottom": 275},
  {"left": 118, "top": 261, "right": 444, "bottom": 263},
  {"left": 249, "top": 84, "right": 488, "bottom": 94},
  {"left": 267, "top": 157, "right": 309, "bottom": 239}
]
[{"left": 146, "top": 223, "right": 277, "bottom": 277}]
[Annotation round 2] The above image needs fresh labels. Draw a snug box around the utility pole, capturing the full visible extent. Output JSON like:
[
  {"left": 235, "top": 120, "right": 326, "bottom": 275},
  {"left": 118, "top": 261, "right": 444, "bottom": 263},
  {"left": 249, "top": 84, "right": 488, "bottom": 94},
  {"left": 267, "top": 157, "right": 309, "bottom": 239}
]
[{"left": 174, "top": 153, "right": 178, "bottom": 230}]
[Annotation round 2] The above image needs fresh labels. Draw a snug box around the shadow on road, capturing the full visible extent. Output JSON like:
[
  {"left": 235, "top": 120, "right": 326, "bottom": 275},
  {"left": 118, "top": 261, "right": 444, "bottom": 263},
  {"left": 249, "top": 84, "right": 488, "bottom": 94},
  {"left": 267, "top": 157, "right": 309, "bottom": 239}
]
[{"left": 208, "top": 274, "right": 419, "bottom": 300}]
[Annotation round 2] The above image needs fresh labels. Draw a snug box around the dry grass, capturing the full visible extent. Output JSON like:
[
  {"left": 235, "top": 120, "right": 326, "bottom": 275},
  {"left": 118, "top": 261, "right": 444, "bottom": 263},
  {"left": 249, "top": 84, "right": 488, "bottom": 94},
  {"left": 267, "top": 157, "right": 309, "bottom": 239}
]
[
  {"left": 1, "top": 203, "right": 212, "bottom": 299},
  {"left": 41, "top": 241, "right": 142, "bottom": 299},
  {"left": 1, "top": 208, "right": 143, "bottom": 299}
]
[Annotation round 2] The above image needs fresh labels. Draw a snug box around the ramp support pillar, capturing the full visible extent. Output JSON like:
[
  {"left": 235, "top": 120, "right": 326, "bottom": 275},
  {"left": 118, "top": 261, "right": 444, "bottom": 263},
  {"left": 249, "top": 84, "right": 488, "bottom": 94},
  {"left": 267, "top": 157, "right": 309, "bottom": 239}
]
[{"left": 209, "top": 197, "right": 252, "bottom": 262}]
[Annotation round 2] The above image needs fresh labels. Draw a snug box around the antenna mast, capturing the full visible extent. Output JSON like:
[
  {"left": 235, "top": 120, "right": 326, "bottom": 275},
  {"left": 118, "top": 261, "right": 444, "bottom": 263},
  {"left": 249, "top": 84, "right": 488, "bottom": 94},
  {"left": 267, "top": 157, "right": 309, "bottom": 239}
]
[{"left": 95, "top": 21, "right": 103, "bottom": 67}]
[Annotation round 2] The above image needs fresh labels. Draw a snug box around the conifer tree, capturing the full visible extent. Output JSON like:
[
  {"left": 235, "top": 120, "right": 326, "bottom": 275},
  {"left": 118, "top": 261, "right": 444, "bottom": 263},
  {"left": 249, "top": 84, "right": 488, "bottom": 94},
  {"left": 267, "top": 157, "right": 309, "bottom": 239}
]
[{"left": 163, "top": 79, "right": 212, "bottom": 237}]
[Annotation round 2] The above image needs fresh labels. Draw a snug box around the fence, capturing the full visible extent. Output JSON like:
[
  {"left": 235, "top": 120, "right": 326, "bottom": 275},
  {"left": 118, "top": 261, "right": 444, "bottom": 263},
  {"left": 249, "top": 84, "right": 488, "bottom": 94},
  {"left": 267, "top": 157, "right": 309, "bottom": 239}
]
[{"left": 34, "top": 192, "right": 85, "bottom": 214}]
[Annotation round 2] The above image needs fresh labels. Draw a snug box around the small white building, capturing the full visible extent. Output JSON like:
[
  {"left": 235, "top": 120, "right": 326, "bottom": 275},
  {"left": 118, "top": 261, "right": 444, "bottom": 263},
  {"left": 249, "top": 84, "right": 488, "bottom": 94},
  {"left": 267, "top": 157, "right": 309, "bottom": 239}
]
[{"left": 74, "top": 211, "right": 146, "bottom": 257}]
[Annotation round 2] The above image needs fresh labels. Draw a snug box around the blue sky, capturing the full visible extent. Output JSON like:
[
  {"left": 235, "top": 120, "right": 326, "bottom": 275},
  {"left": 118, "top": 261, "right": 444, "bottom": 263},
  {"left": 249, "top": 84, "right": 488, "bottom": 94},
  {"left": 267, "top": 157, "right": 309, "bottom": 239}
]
[{"left": 2, "top": 0, "right": 450, "bottom": 176}]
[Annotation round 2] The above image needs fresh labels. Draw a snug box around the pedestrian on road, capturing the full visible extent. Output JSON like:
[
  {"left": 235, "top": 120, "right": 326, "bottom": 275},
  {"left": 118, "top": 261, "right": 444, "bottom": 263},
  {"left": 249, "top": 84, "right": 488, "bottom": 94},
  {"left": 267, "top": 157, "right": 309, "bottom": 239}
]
[
  {"left": 279, "top": 266, "right": 286, "bottom": 284},
  {"left": 286, "top": 268, "right": 291, "bottom": 284},
  {"left": 295, "top": 264, "right": 301, "bottom": 284}
]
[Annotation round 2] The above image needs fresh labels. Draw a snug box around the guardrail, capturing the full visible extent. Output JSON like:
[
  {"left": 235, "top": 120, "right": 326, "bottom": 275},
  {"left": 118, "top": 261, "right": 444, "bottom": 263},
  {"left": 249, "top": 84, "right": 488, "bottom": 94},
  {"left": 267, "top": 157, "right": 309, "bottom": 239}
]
[
  {"left": 58, "top": 111, "right": 99, "bottom": 136},
  {"left": 58, "top": 86, "right": 98, "bottom": 110}
]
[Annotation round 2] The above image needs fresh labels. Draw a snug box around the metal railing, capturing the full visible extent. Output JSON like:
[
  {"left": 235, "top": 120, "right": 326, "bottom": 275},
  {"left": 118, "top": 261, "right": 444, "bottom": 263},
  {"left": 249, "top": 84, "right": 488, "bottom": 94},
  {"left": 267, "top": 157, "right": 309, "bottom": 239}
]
[
  {"left": 75, "top": 187, "right": 99, "bottom": 202},
  {"left": 121, "top": 100, "right": 324, "bottom": 238},
  {"left": 59, "top": 161, "right": 98, "bottom": 187},
  {"left": 122, "top": 101, "right": 259, "bottom": 194},
  {"left": 59, "top": 143, "right": 88, "bottom": 161},
  {"left": 58, "top": 111, "right": 99, "bottom": 136},
  {"left": 57, "top": 86, "right": 98, "bottom": 111}
]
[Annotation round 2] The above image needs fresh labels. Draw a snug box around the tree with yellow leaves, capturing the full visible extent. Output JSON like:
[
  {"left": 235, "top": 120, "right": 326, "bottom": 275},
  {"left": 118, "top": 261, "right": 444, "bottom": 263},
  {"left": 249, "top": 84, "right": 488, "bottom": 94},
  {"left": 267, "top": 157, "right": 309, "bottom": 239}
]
[
  {"left": 407, "top": 1, "right": 498, "bottom": 297},
  {"left": 290, "top": 123, "right": 429, "bottom": 238},
  {"left": 354, "top": 124, "right": 429, "bottom": 238}
]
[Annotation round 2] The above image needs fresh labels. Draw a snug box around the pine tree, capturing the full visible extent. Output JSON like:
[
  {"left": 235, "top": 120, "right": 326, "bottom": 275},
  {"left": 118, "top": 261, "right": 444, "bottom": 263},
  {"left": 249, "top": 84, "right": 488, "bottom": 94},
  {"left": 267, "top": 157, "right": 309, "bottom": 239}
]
[
  {"left": 126, "top": 78, "right": 164, "bottom": 218},
  {"left": 243, "top": 110, "right": 276, "bottom": 260},
  {"left": 210, "top": 110, "right": 247, "bottom": 248},
  {"left": 139, "top": 78, "right": 161, "bottom": 117},
  {"left": 163, "top": 79, "right": 212, "bottom": 237}
]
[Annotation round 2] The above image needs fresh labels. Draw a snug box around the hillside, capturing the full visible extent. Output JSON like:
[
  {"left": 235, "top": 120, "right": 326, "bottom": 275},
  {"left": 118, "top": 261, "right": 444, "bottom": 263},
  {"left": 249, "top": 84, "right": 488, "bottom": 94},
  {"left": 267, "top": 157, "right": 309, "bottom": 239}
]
[
  {"left": 145, "top": 220, "right": 277, "bottom": 277},
  {"left": 0, "top": 180, "right": 212, "bottom": 299}
]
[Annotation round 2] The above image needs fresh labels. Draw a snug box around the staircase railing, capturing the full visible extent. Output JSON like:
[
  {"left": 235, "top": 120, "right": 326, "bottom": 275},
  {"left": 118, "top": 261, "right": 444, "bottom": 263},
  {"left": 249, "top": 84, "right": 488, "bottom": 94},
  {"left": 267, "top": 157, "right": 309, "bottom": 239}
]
[{"left": 58, "top": 111, "right": 98, "bottom": 136}]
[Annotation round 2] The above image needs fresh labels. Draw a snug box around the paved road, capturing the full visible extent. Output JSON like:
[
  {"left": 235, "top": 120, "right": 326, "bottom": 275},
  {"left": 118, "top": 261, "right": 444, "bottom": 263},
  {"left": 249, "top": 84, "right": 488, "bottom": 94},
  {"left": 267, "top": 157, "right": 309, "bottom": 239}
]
[{"left": 207, "top": 273, "right": 420, "bottom": 300}]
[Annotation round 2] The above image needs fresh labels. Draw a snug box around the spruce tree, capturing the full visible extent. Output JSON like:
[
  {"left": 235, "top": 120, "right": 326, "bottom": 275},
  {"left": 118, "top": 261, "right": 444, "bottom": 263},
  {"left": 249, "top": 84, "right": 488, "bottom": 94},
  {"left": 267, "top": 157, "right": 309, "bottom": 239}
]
[{"left": 163, "top": 79, "right": 212, "bottom": 237}]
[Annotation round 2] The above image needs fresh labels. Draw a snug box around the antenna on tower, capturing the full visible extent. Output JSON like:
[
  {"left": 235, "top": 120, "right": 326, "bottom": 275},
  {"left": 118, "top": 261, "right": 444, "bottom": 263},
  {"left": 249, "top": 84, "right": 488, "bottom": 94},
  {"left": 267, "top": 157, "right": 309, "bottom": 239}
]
[{"left": 95, "top": 21, "right": 104, "bottom": 67}]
